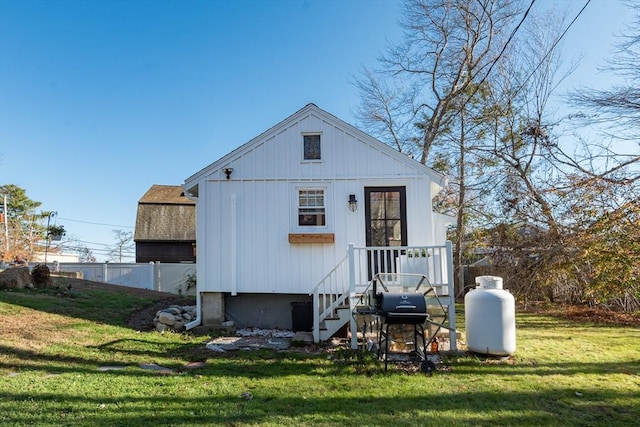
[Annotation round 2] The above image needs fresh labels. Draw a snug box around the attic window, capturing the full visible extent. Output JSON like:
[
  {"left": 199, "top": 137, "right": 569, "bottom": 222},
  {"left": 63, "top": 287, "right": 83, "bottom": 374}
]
[{"left": 303, "top": 134, "right": 321, "bottom": 160}]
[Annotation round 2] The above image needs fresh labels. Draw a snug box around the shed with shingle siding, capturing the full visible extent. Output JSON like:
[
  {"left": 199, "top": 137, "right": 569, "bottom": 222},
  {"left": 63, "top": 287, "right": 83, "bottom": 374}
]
[{"left": 134, "top": 184, "right": 196, "bottom": 263}]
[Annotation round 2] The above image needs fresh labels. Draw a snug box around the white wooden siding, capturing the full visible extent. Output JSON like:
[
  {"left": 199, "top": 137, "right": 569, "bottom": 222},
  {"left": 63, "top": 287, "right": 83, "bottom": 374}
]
[
  {"left": 199, "top": 177, "right": 435, "bottom": 294},
  {"left": 197, "top": 111, "right": 433, "bottom": 182}
]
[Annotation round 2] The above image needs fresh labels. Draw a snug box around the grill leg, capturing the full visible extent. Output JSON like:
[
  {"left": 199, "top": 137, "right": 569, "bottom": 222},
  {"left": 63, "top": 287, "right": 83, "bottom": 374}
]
[
  {"left": 377, "top": 323, "right": 384, "bottom": 358},
  {"left": 384, "top": 323, "right": 390, "bottom": 372},
  {"left": 416, "top": 323, "right": 427, "bottom": 357},
  {"left": 376, "top": 322, "right": 390, "bottom": 372}
]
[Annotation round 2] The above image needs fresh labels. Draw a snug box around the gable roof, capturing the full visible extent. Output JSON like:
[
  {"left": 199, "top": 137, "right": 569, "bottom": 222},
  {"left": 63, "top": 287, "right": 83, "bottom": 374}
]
[
  {"left": 134, "top": 185, "right": 195, "bottom": 241},
  {"left": 138, "top": 184, "right": 195, "bottom": 205},
  {"left": 184, "top": 103, "right": 446, "bottom": 194}
]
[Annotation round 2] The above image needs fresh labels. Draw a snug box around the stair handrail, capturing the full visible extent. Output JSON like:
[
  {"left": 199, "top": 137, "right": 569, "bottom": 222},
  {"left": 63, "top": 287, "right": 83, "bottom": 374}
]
[{"left": 309, "top": 249, "right": 351, "bottom": 343}]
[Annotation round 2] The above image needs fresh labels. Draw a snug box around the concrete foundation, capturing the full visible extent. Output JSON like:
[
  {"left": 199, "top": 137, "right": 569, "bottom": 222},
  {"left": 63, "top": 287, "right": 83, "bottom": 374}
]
[
  {"left": 201, "top": 292, "right": 225, "bottom": 326},
  {"left": 200, "top": 292, "right": 314, "bottom": 330},
  {"left": 225, "top": 293, "right": 312, "bottom": 329}
]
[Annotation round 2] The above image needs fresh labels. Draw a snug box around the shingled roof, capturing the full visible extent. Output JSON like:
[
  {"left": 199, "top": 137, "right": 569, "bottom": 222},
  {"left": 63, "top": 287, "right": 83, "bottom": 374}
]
[
  {"left": 134, "top": 185, "right": 195, "bottom": 241},
  {"left": 138, "top": 184, "right": 196, "bottom": 205}
]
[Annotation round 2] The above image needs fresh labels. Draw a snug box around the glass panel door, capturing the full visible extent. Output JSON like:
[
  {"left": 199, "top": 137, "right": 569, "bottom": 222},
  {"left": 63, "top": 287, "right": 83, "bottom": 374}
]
[{"left": 365, "top": 187, "right": 407, "bottom": 279}]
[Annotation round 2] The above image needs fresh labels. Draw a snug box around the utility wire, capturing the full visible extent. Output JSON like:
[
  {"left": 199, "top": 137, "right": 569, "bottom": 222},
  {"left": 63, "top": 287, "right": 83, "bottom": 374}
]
[
  {"left": 58, "top": 216, "right": 134, "bottom": 229},
  {"left": 70, "top": 239, "right": 112, "bottom": 247},
  {"left": 469, "top": 0, "right": 537, "bottom": 99},
  {"left": 512, "top": 0, "right": 591, "bottom": 98},
  {"left": 461, "top": 0, "right": 591, "bottom": 107}
]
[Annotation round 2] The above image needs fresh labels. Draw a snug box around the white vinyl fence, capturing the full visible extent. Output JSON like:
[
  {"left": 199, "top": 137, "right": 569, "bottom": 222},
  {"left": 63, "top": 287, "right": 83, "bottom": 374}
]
[{"left": 44, "top": 262, "right": 196, "bottom": 295}]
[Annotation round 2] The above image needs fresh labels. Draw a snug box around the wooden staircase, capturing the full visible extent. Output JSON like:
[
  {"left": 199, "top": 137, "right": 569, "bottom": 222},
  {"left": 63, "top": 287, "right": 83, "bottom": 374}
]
[{"left": 317, "top": 302, "right": 352, "bottom": 341}]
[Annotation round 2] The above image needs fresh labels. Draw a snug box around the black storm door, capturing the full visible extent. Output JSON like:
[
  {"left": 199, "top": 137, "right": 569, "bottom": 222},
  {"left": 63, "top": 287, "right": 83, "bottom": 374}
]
[{"left": 364, "top": 187, "right": 407, "bottom": 279}]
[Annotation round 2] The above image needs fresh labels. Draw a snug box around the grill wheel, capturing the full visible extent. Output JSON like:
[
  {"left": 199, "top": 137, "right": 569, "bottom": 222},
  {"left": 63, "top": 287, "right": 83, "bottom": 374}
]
[{"left": 421, "top": 360, "right": 436, "bottom": 375}]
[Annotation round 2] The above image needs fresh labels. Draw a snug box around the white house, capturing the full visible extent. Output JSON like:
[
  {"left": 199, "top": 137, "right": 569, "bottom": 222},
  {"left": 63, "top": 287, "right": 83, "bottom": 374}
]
[{"left": 183, "top": 104, "right": 456, "bottom": 347}]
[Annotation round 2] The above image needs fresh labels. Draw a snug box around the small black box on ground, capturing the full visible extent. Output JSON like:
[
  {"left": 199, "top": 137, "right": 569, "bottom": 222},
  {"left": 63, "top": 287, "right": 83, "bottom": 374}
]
[{"left": 291, "top": 302, "right": 313, "bottom": 332}]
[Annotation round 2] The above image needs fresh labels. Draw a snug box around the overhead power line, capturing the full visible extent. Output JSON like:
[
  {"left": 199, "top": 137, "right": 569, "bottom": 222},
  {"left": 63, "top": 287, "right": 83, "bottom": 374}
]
[
  {"left": 453, "top": 0, "right": 537, "bottom": 114},
  {"left": 58, "top": 217, "right": 134, "bottom": 229},
  {"left": 471, "top": 0, "right": 537, "bottom": 94},
  {"left": 462, "top": 0, "right": 591, "bottom": 106},
  {"left": 513, "top": 0, "right": 591, "bottom": 98}
]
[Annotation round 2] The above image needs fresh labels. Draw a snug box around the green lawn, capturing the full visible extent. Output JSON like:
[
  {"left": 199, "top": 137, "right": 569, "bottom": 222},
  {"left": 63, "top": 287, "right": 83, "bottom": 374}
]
[{"left": 1, "top": 285, "right": 638, "bottom": 426}]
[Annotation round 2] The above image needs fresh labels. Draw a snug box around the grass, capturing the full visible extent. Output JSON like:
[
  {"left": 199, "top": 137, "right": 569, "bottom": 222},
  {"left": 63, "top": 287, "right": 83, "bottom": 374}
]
[{"left": 1, "top": 285, "right": 639, "bottom": 426}]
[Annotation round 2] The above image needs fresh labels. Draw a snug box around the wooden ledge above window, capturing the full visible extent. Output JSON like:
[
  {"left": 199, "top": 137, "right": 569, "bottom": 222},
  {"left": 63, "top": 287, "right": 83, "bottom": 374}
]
[{"left": 288, "top": 233, "right": 335, "bottom": 244}]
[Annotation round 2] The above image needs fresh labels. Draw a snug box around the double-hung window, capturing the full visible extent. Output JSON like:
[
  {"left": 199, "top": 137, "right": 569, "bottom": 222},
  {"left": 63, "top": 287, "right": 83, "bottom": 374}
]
[{"left": 298, "top": 189, "right": 325, "bottom": 226}]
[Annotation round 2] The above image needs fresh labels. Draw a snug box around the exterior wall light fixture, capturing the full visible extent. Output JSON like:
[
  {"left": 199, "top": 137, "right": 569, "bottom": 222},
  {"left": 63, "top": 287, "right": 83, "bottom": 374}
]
[
  {"left": 223, "top": 168, "right": 233, "bottom": 180},
  {"left": 348, "top": 194, "right": 358, "bottom": 212}
]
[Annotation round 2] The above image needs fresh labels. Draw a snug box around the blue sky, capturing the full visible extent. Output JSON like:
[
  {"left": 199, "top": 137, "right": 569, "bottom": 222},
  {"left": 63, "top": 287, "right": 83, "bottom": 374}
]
[{"left": 0, "top": 0, "right": 632, "bottom": 261}]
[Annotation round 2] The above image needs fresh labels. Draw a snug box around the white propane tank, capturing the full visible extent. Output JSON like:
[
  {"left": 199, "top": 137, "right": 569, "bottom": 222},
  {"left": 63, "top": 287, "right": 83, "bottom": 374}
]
[{"left": 465, "top": 276, "right": 516, "bottom": 356}]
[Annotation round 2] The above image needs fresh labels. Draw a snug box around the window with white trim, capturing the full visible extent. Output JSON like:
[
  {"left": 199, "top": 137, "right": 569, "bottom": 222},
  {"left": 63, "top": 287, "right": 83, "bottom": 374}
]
[
  {"left": 303, "top": 134, "right": 321, "bottom": 160},
  {"left": 298, "top": 189, "right": 325, "bottom": 226}
]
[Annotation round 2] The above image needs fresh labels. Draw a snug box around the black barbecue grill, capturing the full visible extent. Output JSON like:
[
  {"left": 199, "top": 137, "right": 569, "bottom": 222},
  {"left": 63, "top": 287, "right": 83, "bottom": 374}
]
[
  {"left": 354, "top": 273, "right": 446, "bottom": 373},
  {"left": 374, "top": 291, "right": 430, "bottom": 371},
  {"left": 375, "top": 292, "right": 429, "bottom": 324}
]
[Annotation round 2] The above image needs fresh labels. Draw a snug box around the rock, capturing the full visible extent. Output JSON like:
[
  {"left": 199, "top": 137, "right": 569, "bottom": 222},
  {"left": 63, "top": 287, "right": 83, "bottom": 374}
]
[
  {"left": 184, "top": 361, "right": 206, "bottom": 369},
  {"left": 0, "top": 267, "right": 32, "bottom": 289},
  {"left": 205, "top": 343, "right": 226, "bottom": 352},
  {"left": 152, "top": 304, "right": 200, "bottom": 333},
  {"left": 173, "top": 320, "right": 185, "bottom": 332},
  {"left": 157, "top": 312, "right": 176, "bottom": 326}
]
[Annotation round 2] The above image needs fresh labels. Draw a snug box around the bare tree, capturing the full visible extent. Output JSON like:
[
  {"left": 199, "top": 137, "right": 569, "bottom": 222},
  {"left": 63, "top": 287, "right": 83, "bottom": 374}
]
[
  {"left": 353, "top": 0, "right": 521, "bottom": 294},
  {"left": 109, "top": 230, "right": 134, "bottom": 263},
  {"left": 568, "top": 1, "right": 640, "bottom": 142},
  {"left": 478, "top": 5, "right": 582, "bottom": 233},
  {"left": 354, "top": 0, "right": 639, "bottom": 311},
  {"left": 480, "top": 5, "right": 640, "bottom": 311},
  {"left": 78, "top": 244, "right": 97, "bottom": 263},
  {"left": 564, "top": 1, "right": 640, "bottom": 188},
  {"left": 353, "top": 0, "right": 520, "bottom": 164}
]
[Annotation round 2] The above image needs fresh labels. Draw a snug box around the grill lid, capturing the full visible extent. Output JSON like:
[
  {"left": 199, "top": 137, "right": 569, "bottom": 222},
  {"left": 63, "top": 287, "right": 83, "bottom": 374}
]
[
  {"left": 377, "top": 292, "right": 427, "bottom": 313},
  {"left": 376, "top": 292, "right": 428, "bottom": 323},
  {"left": 354, "top": 273, "right": 447, "bottom": 326}
]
